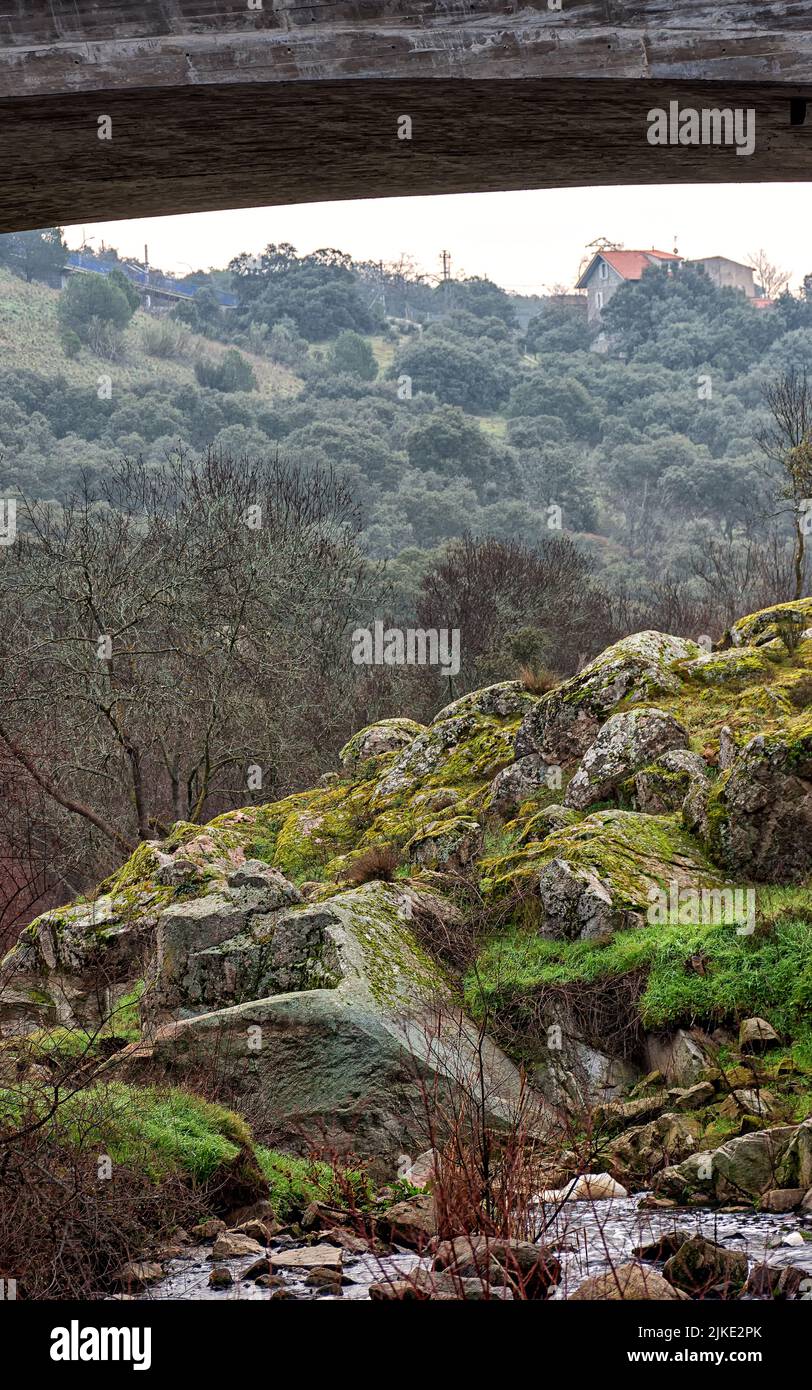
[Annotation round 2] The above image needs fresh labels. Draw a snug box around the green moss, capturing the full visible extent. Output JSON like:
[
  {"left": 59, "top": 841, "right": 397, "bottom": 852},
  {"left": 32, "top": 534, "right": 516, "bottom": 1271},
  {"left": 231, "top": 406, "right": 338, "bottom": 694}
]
[
  {"left": 339, "top": 718, "right": 425, "bottom": 767},
  {"left": 271, "top": 781, "right": 377, "bottom": 880},
  {"left": 428, "top": 718, "right": 518, "bottom": 787},
  {"left": 99, "top": 841, "right": 162, "bottom": 895},
  {"left": 160, "top": 821, "right": 201, "bottom": 852},
  {"left": 347, "top": 884, "right": 448, "bottom": 1008},
  {"left": 728, "top": 598, "right": 812, "bottom": 648},
  {"left": 635, "top": 632, "right": 812, "bottom": 756},
  {"left": 677, "top": 647, "right": 778, "bottom": 689},
  {"left": 481, "top": 809, "right": 721, "bottom": 911},
  {"left": 772, "top": 710, "right": 812, "bottom": 764}
]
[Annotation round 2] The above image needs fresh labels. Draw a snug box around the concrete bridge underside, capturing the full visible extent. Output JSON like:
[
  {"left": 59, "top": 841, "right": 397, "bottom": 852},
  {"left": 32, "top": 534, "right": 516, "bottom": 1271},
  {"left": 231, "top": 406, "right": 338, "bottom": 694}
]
[{"left": 2, "top": 2, "right": 812, "bottom": 230}]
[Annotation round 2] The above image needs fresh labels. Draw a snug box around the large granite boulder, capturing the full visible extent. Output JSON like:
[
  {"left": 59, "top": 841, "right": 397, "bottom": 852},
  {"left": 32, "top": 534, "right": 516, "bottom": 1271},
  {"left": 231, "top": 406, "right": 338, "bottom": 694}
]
[
  {"left": 483, "top": 809, "right": 724, "bottom": 942},
  {"left": 632, "top": 749, "right": 710, "bottom": 815},
  {"left": 339, "top": 718, "right": 426, "bottom": 769},
  {"left": 693, "top": 717, "right": 812, "bottom": 882},
  {"left": 118, "top": 880, "right": 542, "bottom": 1172},
  {"left": 0, "top": 890, "right": 158, "bottom": 1034},
  {"left": 721, "top": 598, "right": 812, "bottom": 649},
  {"left": 654, "top": 1122, "right": 809, "bottom": 1202}
]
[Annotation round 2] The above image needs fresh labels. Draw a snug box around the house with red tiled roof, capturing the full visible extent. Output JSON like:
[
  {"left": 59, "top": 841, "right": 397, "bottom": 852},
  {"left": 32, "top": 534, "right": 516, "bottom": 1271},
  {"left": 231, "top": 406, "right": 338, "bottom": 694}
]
[{"left": 576, "top": 248, "right": 681, "bottom": 323}]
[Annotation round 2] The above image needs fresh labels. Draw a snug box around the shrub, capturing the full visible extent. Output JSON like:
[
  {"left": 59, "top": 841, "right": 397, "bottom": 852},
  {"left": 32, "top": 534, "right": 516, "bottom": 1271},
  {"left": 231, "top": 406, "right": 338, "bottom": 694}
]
[
  {"left": 57, "top": 272, "right": 135, "bottom": 354},
  {"left": 776, "top": 616, "right": 805, "bottom": 655},
  {"left": 59, "top": 326, "right": 82, "bottom": 359},
  {"left": 0, "top": 1079, "right": 261, "bottom": 1298},
  {"left": 329, "top": 330, "right": 378, "bottom": 381},
  {"left": 518, "top": 664, "right": 559, "bottom": 695},
  {"left": 255, "top": 1148, "right": 372, "bottom": 1220},
  {"left": 195, "top": 347, "right": 257, "bottom": 392},
  {"left": 141, "top": 317, "right": 191, "bottom": 360}
]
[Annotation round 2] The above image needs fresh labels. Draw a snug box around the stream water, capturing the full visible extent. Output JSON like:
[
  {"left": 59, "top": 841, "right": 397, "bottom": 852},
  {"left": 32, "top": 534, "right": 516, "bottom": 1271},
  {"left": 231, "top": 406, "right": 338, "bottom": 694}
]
[{"left": 145, "top": 1197, "right": 812, "bottom": 1301}]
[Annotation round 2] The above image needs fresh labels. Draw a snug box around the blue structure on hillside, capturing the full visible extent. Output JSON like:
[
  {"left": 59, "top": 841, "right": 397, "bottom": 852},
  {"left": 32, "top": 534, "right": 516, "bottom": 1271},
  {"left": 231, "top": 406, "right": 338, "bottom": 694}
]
[{"left": 63, "top": 252, "right": 237, "bottom": 309}]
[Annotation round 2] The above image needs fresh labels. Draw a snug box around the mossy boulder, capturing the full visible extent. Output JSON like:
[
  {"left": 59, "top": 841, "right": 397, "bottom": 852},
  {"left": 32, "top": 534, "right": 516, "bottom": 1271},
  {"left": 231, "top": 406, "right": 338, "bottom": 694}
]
[
  {"left": 406, "top": 816, "right": 483, "bottom": 873},
  {"left": 654, "top": 1123, "right": 804, "bottom": 1202},
  {"left": 515, "top": 630, "right": 700, "bottom": 767},
  {"left": 482, "top": 809, "right": 723, "bottom": 940},
  {"left": 119, "top": 880, "right": 538, "bottom": 1172},
  {"left": 662, "top": 1235, "right": 747, "bottom": 1296},
  {"left": 0, "top": 891, "right": 161, "bottom": 1034},
  {"left": 631, "top": 749, "right": 710, "bottom": 815},
  {"left": 433, "top": 680, "right": 537, "bottom": 723},
  {"left": 693, "top": 716, "right": 812, "bottom": 881},
  {"left": 339, "top": 718, "right": 426, "bottom": 768},
  {"left": 486, "top": 754, "right": 554, "bottom": 819},
  {"left": 677, "top": 645, "right": 781, "bottom": 688},
  {"left": 372, "top": 711, "right": 519, "bottom": 803},
  {"left": 564, "top": 707, "right": 690, "bottom": 811},
  {"left": 723, "top": 598, "right": 812, "bottom": 649}
]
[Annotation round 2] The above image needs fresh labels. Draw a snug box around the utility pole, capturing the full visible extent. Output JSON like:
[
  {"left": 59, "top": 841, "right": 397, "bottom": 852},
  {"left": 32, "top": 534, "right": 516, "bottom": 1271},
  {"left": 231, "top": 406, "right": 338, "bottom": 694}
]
[{"left": 440, "top": 249, "right": 452, "bottom": 283}]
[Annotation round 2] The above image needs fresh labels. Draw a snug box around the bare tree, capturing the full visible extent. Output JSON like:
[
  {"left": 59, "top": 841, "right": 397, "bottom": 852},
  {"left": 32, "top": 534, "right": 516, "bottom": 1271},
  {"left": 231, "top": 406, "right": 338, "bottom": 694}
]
[
  {"left": 756, "top": 369, "right": 812, "bottom": 599},
  {"left": 747, "top": 249, "right": 791, "bottom": 300},
  {"left": 0, "top": 447, "right": 386, "bottom": 897},
  {"left": 416, "top": 534, "right": 610, "bottom": 693}
]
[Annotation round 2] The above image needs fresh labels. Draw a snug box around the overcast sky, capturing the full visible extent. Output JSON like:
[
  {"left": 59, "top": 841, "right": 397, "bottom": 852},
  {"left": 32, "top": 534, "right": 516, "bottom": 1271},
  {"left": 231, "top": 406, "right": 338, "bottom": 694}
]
[{"left": 66, "top": 182, "right": 812, "bottom": 294}]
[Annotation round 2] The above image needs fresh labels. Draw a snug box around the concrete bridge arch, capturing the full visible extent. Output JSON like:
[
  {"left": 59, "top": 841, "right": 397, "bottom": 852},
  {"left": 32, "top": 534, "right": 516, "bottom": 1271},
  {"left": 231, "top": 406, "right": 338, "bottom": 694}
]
[{"left": 0, "top": 3, "right": 811, "bottom": 230}]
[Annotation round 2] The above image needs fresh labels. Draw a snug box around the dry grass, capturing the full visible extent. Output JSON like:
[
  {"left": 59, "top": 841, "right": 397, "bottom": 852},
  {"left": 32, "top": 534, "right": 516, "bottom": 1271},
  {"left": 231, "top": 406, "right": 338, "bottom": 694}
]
[
  {"left": 0, "top": 268, "right": 301, "bottom": 398},
  {"left": 336, "top": 844, "right": 402, "bottom": 886},
  {"left": 518, "top": 664, "right": 560, "bottom": 695}
]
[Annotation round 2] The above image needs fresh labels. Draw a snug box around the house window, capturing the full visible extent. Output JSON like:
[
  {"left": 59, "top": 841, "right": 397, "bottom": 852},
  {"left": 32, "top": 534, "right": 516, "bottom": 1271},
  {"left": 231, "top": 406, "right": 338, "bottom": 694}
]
[
  {"left": 599, "top": 261, "right": 609, "bottom": 280},
  {"left": 595, "top": 291, "right": 604, "bottom": 311}
]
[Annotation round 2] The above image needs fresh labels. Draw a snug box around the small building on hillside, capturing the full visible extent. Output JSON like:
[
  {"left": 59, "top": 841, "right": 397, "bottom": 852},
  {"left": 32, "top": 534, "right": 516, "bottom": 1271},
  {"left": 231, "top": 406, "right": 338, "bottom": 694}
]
[
  {"left": 575, "top": 248, "right": 681, "bottom": 323},
  {"left": 686, "top": 255, "right": 756, "bottom": 297}
]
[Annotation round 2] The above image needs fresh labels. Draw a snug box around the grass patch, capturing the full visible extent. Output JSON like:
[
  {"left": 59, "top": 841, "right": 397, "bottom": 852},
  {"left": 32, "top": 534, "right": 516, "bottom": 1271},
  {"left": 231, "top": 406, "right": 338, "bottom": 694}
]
[
  {"left": 467, "top": 896, "right": 812, "bottom": 1040},
  {"left": 255, "top": 1147, "right": 373, "bottom": 1220},
  {"left": 0, "top": 1081, "right": 252, "bottom": 1183}
]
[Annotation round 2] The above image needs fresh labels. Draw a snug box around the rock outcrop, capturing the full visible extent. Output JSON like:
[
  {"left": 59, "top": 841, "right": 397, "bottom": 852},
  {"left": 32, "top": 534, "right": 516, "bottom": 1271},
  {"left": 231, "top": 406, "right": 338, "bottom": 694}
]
[
  {"left": 3, "top": 599, "right": 811, "bottom": 1178},
  {"left": 515, "top": 630, "right": 700, "bottom": 766},
  {"left": 124, "top": 877, "right": 536, "bottom": 1169},
  {"left": 695, "top": 719, "right": 812, "bottom": 881},
  {"left": 654, "top": 1120, "right": 812, "bottom": 1202},
  {"left": 482, "top": 808, "right": 724, "bottom": 940}
]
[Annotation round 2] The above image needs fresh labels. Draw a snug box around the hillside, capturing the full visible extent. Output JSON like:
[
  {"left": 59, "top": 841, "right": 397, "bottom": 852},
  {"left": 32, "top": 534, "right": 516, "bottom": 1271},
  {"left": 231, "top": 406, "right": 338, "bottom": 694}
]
[
  {"left": 0, "top": 268, "right": 302, "bottom": 397},
  {"left": 3, "top": 249, "right": 811, "bottom": 617},
  {"left": 2, "top": 597, "right": 811, "bottom": 1298}
]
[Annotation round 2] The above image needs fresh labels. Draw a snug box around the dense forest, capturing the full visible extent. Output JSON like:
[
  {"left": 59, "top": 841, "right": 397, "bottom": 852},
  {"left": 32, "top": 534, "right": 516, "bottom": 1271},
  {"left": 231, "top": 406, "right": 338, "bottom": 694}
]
[{"left": 2, "top": 231, "right": 810, "bottom": 605}]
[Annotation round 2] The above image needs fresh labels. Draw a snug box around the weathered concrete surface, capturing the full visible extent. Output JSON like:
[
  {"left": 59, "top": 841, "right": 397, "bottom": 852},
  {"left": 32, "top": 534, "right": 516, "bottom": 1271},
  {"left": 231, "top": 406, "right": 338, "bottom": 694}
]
[
  {"left": 4, "top": 3, "right": 812, "bottom": 95},
  {"left": 0, "top": 3, "right": 812, "bottom": 229}
]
